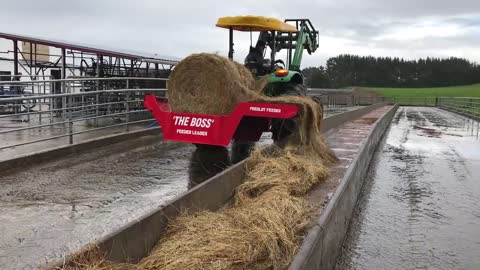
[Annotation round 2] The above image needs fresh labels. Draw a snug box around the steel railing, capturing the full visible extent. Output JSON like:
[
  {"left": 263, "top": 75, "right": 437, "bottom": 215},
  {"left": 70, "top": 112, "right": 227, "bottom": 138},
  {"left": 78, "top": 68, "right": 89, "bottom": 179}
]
[
  {"left": 0, "top": 76, "right": 168, "bottom": 152},
  {"left": 0, "top": 88, "right": 165, "bottom": 150},
  {"left": 0, "top": 75, "right": 55, "bottom": 96},
  {"left": 0, "top": 76, "right": 167, "bottom": 96},
  {"left": 6, "top": 76, "right": 473, "bottom": 153},
  {"left": 0, "top": 81, "right": 360, "bottom": 153},
  {"left": 308, "top": 93, "right": 392, "bottom": 107},
  {"left": 0, "top": 88, "right": 166, "bottom": 149},
  {"left": 438, "top": 97, "right": 480, "bottom": 120}
]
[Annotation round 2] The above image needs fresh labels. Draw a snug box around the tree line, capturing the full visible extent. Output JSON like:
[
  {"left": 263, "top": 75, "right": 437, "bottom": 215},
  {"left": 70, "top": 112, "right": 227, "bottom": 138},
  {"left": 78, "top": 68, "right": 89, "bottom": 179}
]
[{"left": 302, "top": 54, "right": 480, "bottom": 88}]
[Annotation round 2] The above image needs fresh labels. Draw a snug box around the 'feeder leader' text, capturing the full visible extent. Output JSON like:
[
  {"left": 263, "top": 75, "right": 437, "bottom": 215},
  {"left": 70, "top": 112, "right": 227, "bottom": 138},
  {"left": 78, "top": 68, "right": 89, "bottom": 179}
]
[{"left": 176, "top": 129, "right": 208, "bottom": 136}]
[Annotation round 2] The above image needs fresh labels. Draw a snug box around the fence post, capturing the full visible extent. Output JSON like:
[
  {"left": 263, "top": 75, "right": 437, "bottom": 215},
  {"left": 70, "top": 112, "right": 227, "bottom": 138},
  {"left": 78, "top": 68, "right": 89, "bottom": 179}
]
[
  {"left": 471, "top": 98, "right": 474, "bottom": 117},
  {"left": 125, "top": 91, "right": 130, "bottom": 132},
  {"left": 95, "top": 92, "right": 99, "bottom": 127},
  {"left": 38, "top": 97, "right": 42, "bottom": 125},
  {"left": 81, "top": 94, "right": 85, "bottom": 113},
  {"left": 62, "top": 82, "right": 68, "bottom": 121},
  {"left": 476, "top": 121, "right": 479, "bottom": 139},
  {"left": 49, "top": 94, "right": 54, "bottom": 124},
  {"left": 69, "top": 95, "right": 73, "bottom": 144},
  {"left": 23, "top": 98, "right": 30, "bottom": 122}
]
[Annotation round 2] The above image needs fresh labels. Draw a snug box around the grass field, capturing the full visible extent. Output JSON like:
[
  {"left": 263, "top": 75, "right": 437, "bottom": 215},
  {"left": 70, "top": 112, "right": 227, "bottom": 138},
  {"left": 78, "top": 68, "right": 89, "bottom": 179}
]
[{"left": 358, "top": 84, "right": 480, "bottom": 98}]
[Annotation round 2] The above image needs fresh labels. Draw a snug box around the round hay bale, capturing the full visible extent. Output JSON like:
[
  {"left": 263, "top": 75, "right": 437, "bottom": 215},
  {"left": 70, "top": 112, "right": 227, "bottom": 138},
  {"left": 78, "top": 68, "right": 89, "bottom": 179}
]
[
  {"left": 168, "top": 53, "right": 260, "bottom": 115},
  {"left": 234, "top": 62, "right": 256, "bottom": 89}
]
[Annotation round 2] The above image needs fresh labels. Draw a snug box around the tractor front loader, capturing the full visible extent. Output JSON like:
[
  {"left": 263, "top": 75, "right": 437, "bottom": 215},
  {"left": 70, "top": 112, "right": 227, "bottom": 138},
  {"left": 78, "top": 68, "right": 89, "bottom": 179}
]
[{"left": 144, "top": 16, "right": 323, "bottom": 187}]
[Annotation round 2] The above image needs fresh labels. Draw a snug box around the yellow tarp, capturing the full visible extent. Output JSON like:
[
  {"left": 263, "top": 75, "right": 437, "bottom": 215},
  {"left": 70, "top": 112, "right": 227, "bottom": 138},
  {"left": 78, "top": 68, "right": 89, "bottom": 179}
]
[{"left": 216, "top": 16, "right": 297, "bottom": 32}]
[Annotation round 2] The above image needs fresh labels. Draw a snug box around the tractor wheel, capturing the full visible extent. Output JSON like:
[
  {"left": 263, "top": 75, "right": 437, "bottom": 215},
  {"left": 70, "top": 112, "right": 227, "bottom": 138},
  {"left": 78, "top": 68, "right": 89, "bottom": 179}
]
[
  {"left": 188, "top": 144, "right": 231, "bottom": 189},
  {"left": 231, "top": 140, "right": 255, "bottom": 164},
  {"left": 271, "top": 83, "right": 325, "bottom": 144}
]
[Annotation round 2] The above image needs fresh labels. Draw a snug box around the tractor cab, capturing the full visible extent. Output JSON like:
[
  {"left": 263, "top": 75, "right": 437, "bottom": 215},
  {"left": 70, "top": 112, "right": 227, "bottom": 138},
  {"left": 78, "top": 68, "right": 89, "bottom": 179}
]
[{"left": 216, "top": 16, "right": 319, "bottom": 93}]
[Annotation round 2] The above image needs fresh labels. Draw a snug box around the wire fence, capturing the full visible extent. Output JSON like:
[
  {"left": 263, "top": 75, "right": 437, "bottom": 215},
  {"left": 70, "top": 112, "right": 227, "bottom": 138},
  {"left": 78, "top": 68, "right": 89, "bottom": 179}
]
[
  {"left": 438, "top": 97, "right": 480, "bottom": 120},
  {"left": 308, "top": 94, "right": 391, "bottom": 107},
  {"left": 0, "top": 75, "right": 167, "bottom": 97},
  {"left": 0, "top": 77, "right": 166, "bottom": 153},
  {"left": 1, "top": 77, "right": 479, "bottom": 154}
]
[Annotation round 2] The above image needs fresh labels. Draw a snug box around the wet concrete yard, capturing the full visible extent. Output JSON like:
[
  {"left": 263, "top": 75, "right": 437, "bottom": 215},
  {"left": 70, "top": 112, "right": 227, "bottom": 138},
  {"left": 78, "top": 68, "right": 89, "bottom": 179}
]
[
  {"left": 0, "top": 106, "right": 363, "bottom": 269},
  {"left": 337, "top": 107, "right": 480, "bottom": 270},
  {"left": 0, "top": 137, "right": 194, "bottom": 269},
  {"left": 0, "top": 114, "right": 149, "bottom": 161}
]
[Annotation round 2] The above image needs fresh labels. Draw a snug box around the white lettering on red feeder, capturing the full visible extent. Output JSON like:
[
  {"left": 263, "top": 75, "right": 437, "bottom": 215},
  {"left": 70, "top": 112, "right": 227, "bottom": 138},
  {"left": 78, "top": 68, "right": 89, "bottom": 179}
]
[
  {"left": 176, "top": 129, "right": 192, "bottom": 134},
  {"left": 173, "top": 116, "right": 214, "bottom": 128},
  {"left": 190, "top": 117, "right": 214, "bottom": 128},
  {"left": 175, "top": 129, "right": 208, "bottom": 137},
  {"left": 250, "top": 106, "right": 281, "bottom": 113},
  {"left": 250, "top": 106, "right": 266, "bottom": 112},
  {"left": 266, "top": 108, "right": 281, "bottom": 113},
  {"left": 173, "top": 116, "right": 190, "bottom": 126},
  {"left": 192, "top": 130, "right": 208, "bottom": 136}
]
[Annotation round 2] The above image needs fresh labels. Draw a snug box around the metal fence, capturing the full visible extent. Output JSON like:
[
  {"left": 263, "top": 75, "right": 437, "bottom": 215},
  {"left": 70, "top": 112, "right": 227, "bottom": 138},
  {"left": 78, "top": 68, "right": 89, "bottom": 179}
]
[
  {"left": 0, "top": 75, "right": 55, "bottom": 96},
  {"left": 308, "top": 94, "right": 391, "bottom": 107},
  {"left": 0, "top": 76, "right": 166, "bottom": 96},
  {"left": 389, "top": 96, "right": 438, "bottom": 106},
  {"left": 307, "top": 94, "right": 438, "bottom": 107},
  {"left": 0, "top": 77, "right": 166, "bottom": 152},
  {"left": 438, "top": 97, "right": 480, "bottom": 120},
  {"left": 0, "top": 80, "right": 369, "bottom": 153},
  {"left": 2, "top": 76, "right": 478, "bottom": 154}
]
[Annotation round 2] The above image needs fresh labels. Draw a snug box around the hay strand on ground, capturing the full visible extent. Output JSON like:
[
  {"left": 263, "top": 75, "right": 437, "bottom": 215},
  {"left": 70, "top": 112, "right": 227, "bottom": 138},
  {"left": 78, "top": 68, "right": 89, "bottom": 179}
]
[{"left": 58, "top": 245, "right": 138, "bottom": 270}]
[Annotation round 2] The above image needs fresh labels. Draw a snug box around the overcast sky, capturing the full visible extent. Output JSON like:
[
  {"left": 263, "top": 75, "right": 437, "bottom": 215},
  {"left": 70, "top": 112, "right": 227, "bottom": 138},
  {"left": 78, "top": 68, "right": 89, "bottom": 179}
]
[{"left": 1, "top": 0, "right": 479, "bottom": 67}]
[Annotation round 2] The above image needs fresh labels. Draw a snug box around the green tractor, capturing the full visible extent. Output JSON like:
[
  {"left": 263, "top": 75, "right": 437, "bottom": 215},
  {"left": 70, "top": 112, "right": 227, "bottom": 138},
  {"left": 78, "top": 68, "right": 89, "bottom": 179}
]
[
  {"left": 216, "top": 16, "right": 318, "bottom": 97},
  {"left": 216, "top": 16, "right": 321, "bottom": 159},
  {"left": 188, "top": 16, "right": 322, "bottom": 187}
]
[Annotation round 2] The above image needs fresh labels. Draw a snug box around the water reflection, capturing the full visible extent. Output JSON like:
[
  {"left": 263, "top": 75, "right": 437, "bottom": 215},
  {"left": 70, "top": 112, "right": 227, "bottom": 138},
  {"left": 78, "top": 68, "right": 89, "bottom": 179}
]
[{"left": 337, "top": 107, "right": 480, "bottom": 270}]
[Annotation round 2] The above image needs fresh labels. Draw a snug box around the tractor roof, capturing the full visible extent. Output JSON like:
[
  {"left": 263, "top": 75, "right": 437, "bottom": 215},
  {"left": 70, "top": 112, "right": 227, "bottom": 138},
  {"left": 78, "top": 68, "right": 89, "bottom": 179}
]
[{"left": 216, "top": 16, "right": 297, "bottom": 32}]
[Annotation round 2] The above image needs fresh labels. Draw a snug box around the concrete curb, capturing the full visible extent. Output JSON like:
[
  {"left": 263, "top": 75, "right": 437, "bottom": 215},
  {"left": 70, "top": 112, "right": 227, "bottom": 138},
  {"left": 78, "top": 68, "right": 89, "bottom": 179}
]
[
  {"left": 0, "top": 127, "right": 161, "bottom": 175},
  {"left": 288, "top": 104, "right": 399, "bottom": 270},
  {"left": 50, "top": 103, "right": 390, "bottom": 268}
]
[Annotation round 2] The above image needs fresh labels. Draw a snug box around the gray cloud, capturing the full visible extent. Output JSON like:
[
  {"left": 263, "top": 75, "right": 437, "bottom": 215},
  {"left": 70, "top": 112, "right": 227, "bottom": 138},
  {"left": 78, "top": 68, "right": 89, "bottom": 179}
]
[{"left": 1, "top": 0, "right": 479, "bottom": 67}]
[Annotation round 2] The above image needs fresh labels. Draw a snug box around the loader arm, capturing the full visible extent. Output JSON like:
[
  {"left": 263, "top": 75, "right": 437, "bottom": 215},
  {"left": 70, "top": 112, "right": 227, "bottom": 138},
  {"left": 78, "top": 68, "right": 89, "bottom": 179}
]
[{"left": 286, "top": 19, "right": 319, "bottom": 71}]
